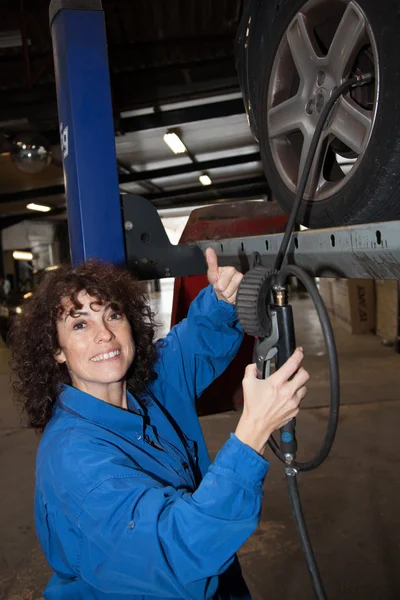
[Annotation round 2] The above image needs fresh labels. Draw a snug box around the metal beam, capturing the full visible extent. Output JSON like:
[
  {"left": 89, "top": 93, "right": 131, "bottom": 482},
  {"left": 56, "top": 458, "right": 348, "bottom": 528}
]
[
  {"left": 0, "top": 185, "right": 65, "bottom": 205},
  {"left": 0, "top": 152, "right": 262, "bottom": 204},
  {"left": 196, "top": 221, "right": 400, "bottom": 280},
  {"left": 119, "top": 152, "right": 261, "bottom": 184},
  {"left": 119, "top": 98, "right": 245, "bottom": 133},
  {"left": 0, "top": 77, "right": 240, "bottom": 135},
  {"left": 0, "top": 207, "right": 66, "bottom": 230},
  {"left": 146, "top": 176, "right": 268, "bottom": 205},
  {"left": 0, "top": 95, "right": 246, "bottom": 147}
]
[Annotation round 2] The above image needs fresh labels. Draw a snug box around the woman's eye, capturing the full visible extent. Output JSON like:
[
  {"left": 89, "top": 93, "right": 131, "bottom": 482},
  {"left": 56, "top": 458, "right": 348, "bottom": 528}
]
[
  {"left": 110, "top": 313, "right": 122, "bottom": 321},
  {"left": 73, "top": 321, "right": 86, "bottom": 330}
]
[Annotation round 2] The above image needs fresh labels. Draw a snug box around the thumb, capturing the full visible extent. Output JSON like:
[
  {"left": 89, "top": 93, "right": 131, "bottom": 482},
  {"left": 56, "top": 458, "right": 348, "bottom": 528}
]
[
  {"left": 205, "top": 247, "right": 219, "bottom": 284},
  {"left": 243, "top": 363, "right": 258, "bottom": 379}
]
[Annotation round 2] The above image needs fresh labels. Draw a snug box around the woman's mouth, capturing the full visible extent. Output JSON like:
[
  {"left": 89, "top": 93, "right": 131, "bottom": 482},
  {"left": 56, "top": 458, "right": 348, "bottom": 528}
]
[{"left": 90, "top": 349, "right": 121, "bottom": 363}]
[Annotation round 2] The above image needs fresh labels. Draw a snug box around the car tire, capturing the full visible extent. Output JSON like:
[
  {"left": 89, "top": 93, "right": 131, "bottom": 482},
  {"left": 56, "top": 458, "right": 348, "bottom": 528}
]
[{"left": 252, "top": 0, "right": 400, "bottom": 228}]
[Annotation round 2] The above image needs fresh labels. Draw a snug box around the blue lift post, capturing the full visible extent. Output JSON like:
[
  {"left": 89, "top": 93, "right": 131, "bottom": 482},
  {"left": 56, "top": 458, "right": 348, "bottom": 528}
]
[{"left": 49, "top": 0, "right": 125, "bottom": 266}]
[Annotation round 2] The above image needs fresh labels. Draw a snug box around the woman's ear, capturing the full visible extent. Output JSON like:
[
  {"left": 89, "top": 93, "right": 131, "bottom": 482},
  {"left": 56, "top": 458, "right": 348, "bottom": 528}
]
[{"left": 54, "top": 348, "right": 66, "bottom": 364}]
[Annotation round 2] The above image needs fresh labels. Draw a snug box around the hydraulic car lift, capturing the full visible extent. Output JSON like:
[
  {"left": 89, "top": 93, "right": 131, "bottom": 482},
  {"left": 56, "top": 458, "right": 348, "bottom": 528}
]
[
  {"left": 49, "top": 2, "right": 400, "bottom": 598},
  {"left": 49, "top": 0, "right": 400, "bottom": 282}
]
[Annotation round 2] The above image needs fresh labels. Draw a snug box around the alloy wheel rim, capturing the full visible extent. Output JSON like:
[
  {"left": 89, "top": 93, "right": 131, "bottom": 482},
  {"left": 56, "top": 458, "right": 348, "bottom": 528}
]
[{"left": 267, "top": 0, "right": 379, "bottom": 202}]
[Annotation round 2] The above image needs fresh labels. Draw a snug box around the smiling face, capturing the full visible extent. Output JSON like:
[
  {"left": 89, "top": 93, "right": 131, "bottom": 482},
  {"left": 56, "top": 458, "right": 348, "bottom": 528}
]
[{"left": 55, "top": 291, "right": 135, "bottom": 400}]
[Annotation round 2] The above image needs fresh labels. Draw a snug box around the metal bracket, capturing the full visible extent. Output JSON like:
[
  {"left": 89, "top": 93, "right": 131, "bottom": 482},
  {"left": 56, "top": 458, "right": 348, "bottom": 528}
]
[
  {"left": 197, "top": 221, "right": 400, "bottom": 280},
  {"left": 122, "top": 194, "right": 207, "bottom": 279}
]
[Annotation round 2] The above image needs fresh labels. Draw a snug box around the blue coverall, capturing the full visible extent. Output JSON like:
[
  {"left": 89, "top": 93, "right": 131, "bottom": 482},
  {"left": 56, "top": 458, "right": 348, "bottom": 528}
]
[{"left": 34, "top": 285, "right": 269, "bottom": 599}]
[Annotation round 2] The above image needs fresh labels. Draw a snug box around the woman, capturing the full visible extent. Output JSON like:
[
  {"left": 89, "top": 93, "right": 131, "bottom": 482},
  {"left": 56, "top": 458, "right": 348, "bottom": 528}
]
[{"left": 9, "top": 249, "right": 309, "bottom": 599}]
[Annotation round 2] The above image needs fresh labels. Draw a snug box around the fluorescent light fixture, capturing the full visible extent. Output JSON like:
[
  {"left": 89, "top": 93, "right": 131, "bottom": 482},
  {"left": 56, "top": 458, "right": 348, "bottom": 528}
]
[
  {"left": 13, "top": 251, "right": 33, "bottom": 261},
  {"left": 199, "top": 174, "right": 212, "bottom": 186},
  {"left": 26, "top": 203, "right": 51, "bottom": 212},
  {"left": 163, "top": 132, "right": 187, "bottom": 154}
]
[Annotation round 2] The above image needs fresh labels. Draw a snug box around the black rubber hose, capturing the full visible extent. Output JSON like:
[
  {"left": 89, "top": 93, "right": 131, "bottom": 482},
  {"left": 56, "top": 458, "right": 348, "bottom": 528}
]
[
  {"left": 266, "top": 74, "right": 373, "bottom": 468},
  {"left": 286, "top": 471, "right": 327, "bottom": 600},
  {"left": 268, "top": 264, "right": 340, "bottom": 471},
  {"left": 265, "top": 74, "right": 371, "bottom": 600},
  {"left": 273, "top": 73, "right": 373, "bottom": 273}
]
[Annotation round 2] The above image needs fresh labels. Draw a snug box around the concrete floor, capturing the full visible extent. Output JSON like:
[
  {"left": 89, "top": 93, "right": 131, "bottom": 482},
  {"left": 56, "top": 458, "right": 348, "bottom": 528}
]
[{"left": 1, "top": 291, "right": 400, "bottom": 599}]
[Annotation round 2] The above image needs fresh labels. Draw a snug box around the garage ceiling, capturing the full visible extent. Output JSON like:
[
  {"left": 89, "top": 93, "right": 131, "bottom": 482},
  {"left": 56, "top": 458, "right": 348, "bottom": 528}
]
[{"left": 0, "top": 0, "right": 267, "bottom": 228}]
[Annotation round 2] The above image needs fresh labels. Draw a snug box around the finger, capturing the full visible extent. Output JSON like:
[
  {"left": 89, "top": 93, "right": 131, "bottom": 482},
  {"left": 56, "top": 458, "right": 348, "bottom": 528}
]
[
  {"left": 271, "top": 348, "right": 304, "bottom": 385},
  {"left": 205, "top": 248, "right": 219, "bottom": 284},
  {"left": 218, "top": 271, "right": 244, "bottom": 302},
  {"left": 243, "top": 363, "right": 258, "bottom": 379},
  {"left": 286, "top": 367, "right": 310, "bottom": 395},
  {"left": 296, "top": 386, "right": 308, "bottom": 403}
]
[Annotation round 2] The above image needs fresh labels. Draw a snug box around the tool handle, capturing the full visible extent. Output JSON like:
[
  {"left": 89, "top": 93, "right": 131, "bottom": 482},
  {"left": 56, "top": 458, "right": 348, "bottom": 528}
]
[{"left": 275, "top": 304, "right": 298, "bottom": 457}]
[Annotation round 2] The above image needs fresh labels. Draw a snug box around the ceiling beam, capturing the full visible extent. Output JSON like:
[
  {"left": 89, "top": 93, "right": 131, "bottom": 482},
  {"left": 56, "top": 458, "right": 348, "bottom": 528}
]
[
  {"left": 1, "top": 88, "right": 244, "bottom": 147},
  {"left": 118, "top": 151, "right": 261, "bottom": 184},
  {"left": 144, "top": 177, "right": 269, "bottom": 209},
  {"left": 0, "top": 207, "right": 66, "bottom": 230},
  {"left": 0, "top": 152, "right": 261, "bottom": 204},
  {"left": 0, "top": 72, "right": 240, "bottom": 130},
  {"left": 119, "top": 97, "right": 246, "bottom": 133},
  {"left": 0, "top": 178, "right": 267, "bottom": 223},
  {"left": 0, "top": 178, "right": 268, "bottom": 223}
]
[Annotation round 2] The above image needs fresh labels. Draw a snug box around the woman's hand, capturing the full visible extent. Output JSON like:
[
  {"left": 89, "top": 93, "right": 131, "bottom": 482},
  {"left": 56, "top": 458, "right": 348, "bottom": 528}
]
[
  {"left": 235, "top": 348, "right": 309, "bottom": 455},
  {"left": 205, "top": 247, "right": 243, "bottom": 305}
]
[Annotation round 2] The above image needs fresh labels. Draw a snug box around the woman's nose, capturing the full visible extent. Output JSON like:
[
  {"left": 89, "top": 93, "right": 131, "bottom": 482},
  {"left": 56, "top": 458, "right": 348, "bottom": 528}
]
[{"left": 95, "top": 323, "right": 115, "bottom": 343}]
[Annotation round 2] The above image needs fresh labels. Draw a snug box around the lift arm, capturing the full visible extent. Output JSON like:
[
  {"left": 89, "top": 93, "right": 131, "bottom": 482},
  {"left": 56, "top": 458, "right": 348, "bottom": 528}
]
[{"left": 196, "top": 221, "right": 400, "bottom": 280}]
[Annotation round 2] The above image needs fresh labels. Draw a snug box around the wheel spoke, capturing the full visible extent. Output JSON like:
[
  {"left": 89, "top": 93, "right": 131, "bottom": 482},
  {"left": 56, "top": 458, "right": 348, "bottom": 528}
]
[
  {"left": 286, "top": 12, "right": 320, "bottom": 83},
  {"left": 330, "top": 95, "right": 372, "bottom": 154},
  {"left": 328, "top": 2, "right": 366, "bottom": 82},
  {"left": 268, "top": 95, "right": 304, "bottom": 138},
  {"left": 298, "top": 129, "right": 328, "bottom": 196}
]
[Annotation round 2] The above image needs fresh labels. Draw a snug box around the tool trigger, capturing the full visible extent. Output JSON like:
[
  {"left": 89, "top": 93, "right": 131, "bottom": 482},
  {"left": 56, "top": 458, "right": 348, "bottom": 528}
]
[{"left": 263, "top": 347, "right": 278, "bottom": 378}]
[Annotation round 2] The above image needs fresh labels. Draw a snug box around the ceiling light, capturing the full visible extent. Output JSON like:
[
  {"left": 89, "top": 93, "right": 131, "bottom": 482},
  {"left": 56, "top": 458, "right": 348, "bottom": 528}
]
[
  {"left": 199, "top": 174, "right": 212, "bottom": 186},
  {"left": 13, "top": 251, "right": 33, "bottom": 261},
  {"left": 163, "top": 132, "right": 187, "bottom": 154},
  {"left": 23, "top": 292, "right": 33, "bottom": 299},
  {"left": 26, "top": 202, "right": 52, "bottom": 213}
]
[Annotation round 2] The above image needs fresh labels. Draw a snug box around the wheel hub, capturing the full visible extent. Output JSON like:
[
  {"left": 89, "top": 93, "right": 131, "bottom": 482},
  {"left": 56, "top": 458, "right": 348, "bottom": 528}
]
[{"left": 305, "top": 84, "right": 329, "bottom": 114}]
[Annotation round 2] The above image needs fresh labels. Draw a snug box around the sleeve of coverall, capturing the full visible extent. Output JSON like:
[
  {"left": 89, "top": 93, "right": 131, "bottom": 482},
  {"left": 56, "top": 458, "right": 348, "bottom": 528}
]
[
  {"left": 77, "top": 433, "right": 268, "bottom": 597},
  {"left": 155, "top": 284, "right": 244, "bottom": 401}
]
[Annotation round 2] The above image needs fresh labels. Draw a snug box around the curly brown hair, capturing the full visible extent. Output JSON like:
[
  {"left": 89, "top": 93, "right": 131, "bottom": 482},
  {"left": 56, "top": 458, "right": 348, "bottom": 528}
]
[{"left": 9, "top": 261, "right": 159, "bottom": 433}]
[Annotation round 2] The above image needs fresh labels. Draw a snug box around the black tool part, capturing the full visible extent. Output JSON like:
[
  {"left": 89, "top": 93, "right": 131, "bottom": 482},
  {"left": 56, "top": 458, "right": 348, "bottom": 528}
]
[
  {"left": 274, "top": 303, "right": 297, "bottom": 457},
  {"left": 235, "top": 267, "right": 276, "bottom": 337}
]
